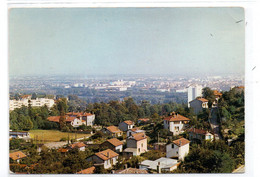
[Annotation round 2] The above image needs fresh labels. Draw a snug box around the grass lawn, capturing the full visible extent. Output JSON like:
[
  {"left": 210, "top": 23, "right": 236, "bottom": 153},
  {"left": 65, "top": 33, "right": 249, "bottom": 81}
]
[{"left": 29, "top": 129, "right": 91, "bottom": 142}]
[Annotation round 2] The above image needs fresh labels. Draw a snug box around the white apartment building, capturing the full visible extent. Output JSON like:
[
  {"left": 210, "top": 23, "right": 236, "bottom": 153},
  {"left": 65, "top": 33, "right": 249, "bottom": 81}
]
[
  {"left": 9, "top": 97, "right": 55, "bottom": 111},
  {"left": 187, "top": 85, "right": 203, "bottom": 107}
]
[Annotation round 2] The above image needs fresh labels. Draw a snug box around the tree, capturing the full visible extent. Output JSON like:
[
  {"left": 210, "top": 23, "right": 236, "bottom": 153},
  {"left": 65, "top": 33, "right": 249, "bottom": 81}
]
[{"left": 202, "top": 87, "right": 216, "bottom": 108}]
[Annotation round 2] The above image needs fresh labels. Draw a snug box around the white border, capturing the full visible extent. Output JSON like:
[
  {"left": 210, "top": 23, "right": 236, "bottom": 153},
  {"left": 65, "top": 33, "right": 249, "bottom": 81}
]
[{"left": 2, "top": 0, "right": 260, "bottom": 177}]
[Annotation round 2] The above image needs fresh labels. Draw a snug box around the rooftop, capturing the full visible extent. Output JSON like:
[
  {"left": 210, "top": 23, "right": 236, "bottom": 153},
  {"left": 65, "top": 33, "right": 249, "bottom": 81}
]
[
  {"left": 106, "top": 138, "right": 123, "bottom": 147},
  {"left": 115, "top": 168, "right": 148, "bottom": 174},
  {"left": 187, "top": 128, "right": 211, "bottom": 135},
  {"left": 95, "top": 149, "right": 119, "bottom": 161},
  {"left": 123, "top": 120, "right": 134, "bottom": 125},
  {"left": 10, "top": 151, "right": 27, "bottom": 161},
  {"left": 70, "top": 142, "right": 86, "bottom": 149},
  {"left": 164, "top": 113, "right": 190, "bottom": 122},
  {"left": 106, "top": 126, "right": 122, "bottom": 133},
  {"left": 129, "top": 132, "right": 147, "bottom": 141},
  {"left": 172, "top": 138, "right": 190, "bottom": 147},
  {"left": 140, "top": 157, "right": 179, "bottom": 170},
  {"left": 77, "top": 166, "right": 95, "bottom": 174}
]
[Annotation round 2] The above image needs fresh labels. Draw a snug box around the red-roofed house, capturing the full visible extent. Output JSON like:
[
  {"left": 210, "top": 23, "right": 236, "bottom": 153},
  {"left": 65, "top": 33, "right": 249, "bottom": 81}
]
[
  {"left": 189, "top": 97, "right": 209, "bottom": 114},
  {"left": 101, "top": 138, "right": 123, "bottom": 152},
  {"left": 9, "top": 151, "right": 27, "bottom": 163},
  {"left": 102, "top": 126, "right": 123, "bottom": 137},
  {"left": 86, "top": 149, "right": 119, "bottom": 169},
  {"left": 70, "top": 142, "right": 86, "bottom": 151},
  {"left": 166, "top": 138, "right": 190, "bottom": 161},
  {"left": 47, "top": 115, "right": 86, "bottom": 128},
  {"left": 187, "top": 128, "right": 214, "bottom": 141},
  {"left": 119, "top": 120, "right": 134, "bottom": 131},
  {"left": 125, "top": 132, "right": 147, "bottom": 156},
  {"left": 66, "top": 112, "right": 95, "bottom": 127},
  {"left": 163, "top": 112, "right": 190, "bottom": 135}
]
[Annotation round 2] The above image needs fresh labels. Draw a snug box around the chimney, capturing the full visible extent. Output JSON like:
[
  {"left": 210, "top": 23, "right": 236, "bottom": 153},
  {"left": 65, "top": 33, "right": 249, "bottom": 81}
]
[
  {"left": 107, "top": 152, "right": 109, "bottom": 157},
  {"left": 157, "top": 162, "right": 161, "bottom": 174},
  {"left": 179, "top": 140, "right": 182, "bottom": 146}
]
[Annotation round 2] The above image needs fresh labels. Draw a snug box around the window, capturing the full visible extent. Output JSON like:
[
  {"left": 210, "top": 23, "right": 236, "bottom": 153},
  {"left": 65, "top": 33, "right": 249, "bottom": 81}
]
[
  {"left": 172, "top": 144, "right": 174, "bottom": 149},
  {"left": 138, "top": 148, "right": 140, "bottom": 152},
  {"left": 141, "top": 143, "right": 143, "bottom": 147},
  {"left": 176, "top": 151, "right": 178, "bottom": 154}
]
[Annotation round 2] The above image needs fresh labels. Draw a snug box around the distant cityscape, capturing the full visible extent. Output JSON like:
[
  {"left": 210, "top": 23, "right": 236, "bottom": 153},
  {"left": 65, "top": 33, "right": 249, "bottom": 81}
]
[{"left": 9, "top": 74, "right": 244, "bottom": 105}]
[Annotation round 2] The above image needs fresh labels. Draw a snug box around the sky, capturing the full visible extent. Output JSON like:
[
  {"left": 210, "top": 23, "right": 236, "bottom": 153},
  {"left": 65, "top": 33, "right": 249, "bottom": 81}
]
[{"left": 9, "top": 7, "right": 245, "bottom": 77}]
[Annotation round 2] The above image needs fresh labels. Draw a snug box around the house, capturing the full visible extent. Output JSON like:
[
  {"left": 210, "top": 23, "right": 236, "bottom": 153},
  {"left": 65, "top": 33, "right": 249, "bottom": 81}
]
[
  {"left": 137, "top": 118, "right": 150, "bottom": 124},
  {"left": 102, "top": 126, "right": 123, "bottom": 137},
  {"left": 125, "top": 132, "right": 147, "bottom": 156},
  {"left": 9, "top": 151, "right": 27, "bottom": 163},
  {"left": 65, "top": 116, "right": 86, "bottom": 127},
  {"left": 139, "top": 157, "right": 180, "bottom": 173},
  {"left": 101, "top": 138, "right": 123, "bottom": 152},
  {"left": 187, "top": 128, "right": 214, "bottom": 142},
  {"left": 47, "top": 115, "right": 86, "bottom": 128},
  {"left": 119, "top": 120, "right": 134, "bottom": 131},
  {"left": 70, "top": 142, "right": 86, "bottom": 151},
  {"left": 127, "top": 127, "right": 145, "bottom": 137},
  {"left": 212, "top": 90, "right": 223, "bottom": 107},
  {"left": 114, "top": 168, "right": 148, "bottom": 174},
  {"left": 66, "top": 112, "right": 95, "bottom": 127},
  {"left": 163, "top": 112, "right": 190, "bottom": 135},
  {"left": 86, "top": 149, "right": 119, "bottom": 169},
  {"left": 189, "top": 97, "right": 209, "bottom": 114},
  {"left": 76, "top": 166, "right": 95, "bottom": 174},
  {"left": 9, "top": 131, "right": 30, "bottom": 140},
  {"left": 166, "top": 138, "right": 190, "bottom": 161}
]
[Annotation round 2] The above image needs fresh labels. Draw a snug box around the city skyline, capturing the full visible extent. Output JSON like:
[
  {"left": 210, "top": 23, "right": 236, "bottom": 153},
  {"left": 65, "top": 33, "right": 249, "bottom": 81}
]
[{"left": 9, "top": 7, "right": 244, "bottom": 77}]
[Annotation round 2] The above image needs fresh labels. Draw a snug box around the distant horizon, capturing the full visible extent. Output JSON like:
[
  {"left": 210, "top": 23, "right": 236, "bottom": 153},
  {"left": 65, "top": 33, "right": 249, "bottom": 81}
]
[{"left": 9, "top": 8, "right": 244, "bottom": 77}]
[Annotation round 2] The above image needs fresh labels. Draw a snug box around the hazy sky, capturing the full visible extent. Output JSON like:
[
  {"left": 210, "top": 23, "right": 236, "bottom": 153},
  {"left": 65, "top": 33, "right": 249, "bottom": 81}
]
[{"left": 9, "top": 7, "right": 244, "bottom": 76}]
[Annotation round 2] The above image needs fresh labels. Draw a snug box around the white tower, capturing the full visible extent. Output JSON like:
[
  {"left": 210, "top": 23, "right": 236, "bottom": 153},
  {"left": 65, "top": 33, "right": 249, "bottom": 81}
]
[{"left": 187, "top": 85, "right": 203, "bottom": 107}]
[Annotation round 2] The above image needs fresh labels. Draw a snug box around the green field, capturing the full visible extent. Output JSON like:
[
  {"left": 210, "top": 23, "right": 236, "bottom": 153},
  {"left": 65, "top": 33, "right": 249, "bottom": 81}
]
[{"left": 29, "top": 130, "right": 90, "bottom": 142}]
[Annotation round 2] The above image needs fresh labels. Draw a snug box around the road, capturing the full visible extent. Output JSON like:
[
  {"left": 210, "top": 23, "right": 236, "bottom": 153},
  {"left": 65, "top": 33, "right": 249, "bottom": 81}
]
[{"left": 209, "top": 108, "right": 222, "bottom": 140}]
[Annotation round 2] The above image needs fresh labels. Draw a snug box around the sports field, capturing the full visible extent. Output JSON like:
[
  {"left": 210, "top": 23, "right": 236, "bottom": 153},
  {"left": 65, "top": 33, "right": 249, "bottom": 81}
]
[{"left": 29, "top": 129, "right": 90, "bottom": 142}]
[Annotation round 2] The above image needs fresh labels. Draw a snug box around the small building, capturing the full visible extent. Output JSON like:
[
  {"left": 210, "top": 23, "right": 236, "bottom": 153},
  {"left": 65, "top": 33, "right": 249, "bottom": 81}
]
[
  {"left": 139, "top": 157, "right": 180, "bottom": 173},
  {"left": 119, "top": 120, "right": 135, "bottom": 132},
  {"left": 87, "top": 149, "right": 119, "bottom": 169},
  {"left": 127, "top": 127, "right": 145, "bottom": 137},
  {"left": 47, "top": 115, "right": 86, "bottom": 128},
  {"left": 187, "top": 128, "right": 214, "bottom": 142},
  {"left": 212, "top": 90, "right": 223, "bottom": 107},
  {"left": 101, "top": 138, "right": 123, "bottom": 152},
  {"left": 137, "top": 118, "right": 150, "bottom": 124},
  {"left": 70, "top": 142, "right": 86, "bottom": 151},
  {"left": 114, "top": 168, "right": 148, "bottom": 174},
  {"left": 9, "top": 151, "right": 27, "bottom": 163},
  {"left": 166, "top": 138, "right": 190, "bottom": 161},
  {"left": 66, "top": 112, "right": 95, "bottom": 127},
  {"left": 9, "top": 131, "right": 30, "bottom": 140},
  {"left": 102, "top": 126, "right": 123, "bottom": 137},
  {"left": 76, "top": 166, "right": 95, "bottom": 174},
  {"left": 189, "top": 97, "right": 209, "bottom": 114},
  {"left": 163, "top": 112, "right": 190, "bottom": 136},
  {"left": 125, "top": 132, "right": 147, "bottom": 156}
]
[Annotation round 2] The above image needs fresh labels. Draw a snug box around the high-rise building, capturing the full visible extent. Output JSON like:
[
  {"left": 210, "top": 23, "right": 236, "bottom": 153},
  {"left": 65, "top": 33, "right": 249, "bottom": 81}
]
[{"left": 187, "top": 85, "right": 203, "bottom": 107}]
